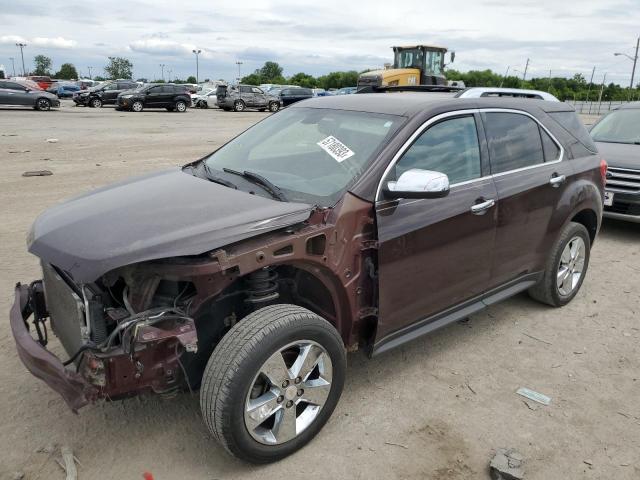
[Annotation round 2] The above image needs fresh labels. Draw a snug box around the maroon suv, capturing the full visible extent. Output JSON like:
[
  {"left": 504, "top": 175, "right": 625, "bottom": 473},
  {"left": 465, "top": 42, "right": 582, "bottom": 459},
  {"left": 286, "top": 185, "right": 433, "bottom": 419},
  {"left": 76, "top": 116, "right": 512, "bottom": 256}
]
[{"left": 11, "top": 94, "right": 605, "bottom": 463}]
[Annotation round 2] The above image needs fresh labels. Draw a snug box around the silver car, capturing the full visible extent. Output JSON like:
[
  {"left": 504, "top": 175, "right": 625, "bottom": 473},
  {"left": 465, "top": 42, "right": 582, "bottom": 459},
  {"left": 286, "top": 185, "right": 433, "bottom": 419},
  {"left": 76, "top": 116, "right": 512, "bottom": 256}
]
[
  {"left": 0, "top": 80, "right": 60, "bottom": 110},
  {"left": 217, "top": 85, "right": 281, "bottom": 112}
]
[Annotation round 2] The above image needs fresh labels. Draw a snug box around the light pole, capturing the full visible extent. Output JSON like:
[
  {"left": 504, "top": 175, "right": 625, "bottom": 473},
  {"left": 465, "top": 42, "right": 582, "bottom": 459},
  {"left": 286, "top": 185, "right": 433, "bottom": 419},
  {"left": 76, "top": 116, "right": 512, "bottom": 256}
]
[
  {"left": 159, "top": 63, "right": 166, "bottom": 82},
  {"left": 16, "top": 43, "right": 27, "bottom": 76},
  {"left": 167, "top": 69, "right": 172, "bottom": 82},
  {"left": 9, "top": 57, "right": 16, "bottom": 77},
  {"left": 236, "top": 60, "right": 243, "bottom": 83},
  {"left": 192, "top": 49, "right": 201, "bottom": 84},
  {"left": 499, "top": 65, "right": 510, "bottom": 88},
  {"left": 614, "top": 36, "right": 639, "bottom": 98},
  {"left": 87, "top": 66, "right": 93, "bottom": 79},
  {"left": 522, "top": 58, "right": 530, "bottom": 81}
]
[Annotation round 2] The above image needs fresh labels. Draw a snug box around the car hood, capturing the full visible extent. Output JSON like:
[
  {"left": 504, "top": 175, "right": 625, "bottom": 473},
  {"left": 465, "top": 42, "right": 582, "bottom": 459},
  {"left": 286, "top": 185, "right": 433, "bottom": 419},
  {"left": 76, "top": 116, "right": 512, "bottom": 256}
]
[
  {"left": 596, "top": 142, "right": 640, "bottom": 170},
  {"left": 28, "top": 168, "right": 314, "bottom": 283}
]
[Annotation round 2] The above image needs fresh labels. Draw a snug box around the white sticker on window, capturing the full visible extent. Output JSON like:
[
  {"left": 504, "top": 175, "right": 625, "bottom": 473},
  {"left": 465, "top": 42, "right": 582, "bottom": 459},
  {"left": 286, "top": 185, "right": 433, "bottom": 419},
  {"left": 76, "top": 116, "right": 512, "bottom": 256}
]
[{"left": 317, "top": 136, "right": 355, "bottom": 163}]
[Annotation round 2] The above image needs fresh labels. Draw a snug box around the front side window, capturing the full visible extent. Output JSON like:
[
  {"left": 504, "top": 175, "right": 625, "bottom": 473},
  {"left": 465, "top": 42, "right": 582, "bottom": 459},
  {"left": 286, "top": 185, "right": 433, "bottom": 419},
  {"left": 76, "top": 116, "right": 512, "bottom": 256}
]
[
  {"left": 240, "top": 86, "right": 252, "bottom": 93},
  {"left": 483, "top": 112, "right": 545, "bottom": 174},
  {"left": 394, "top": 115, "right": 481, "bottom": 185},
  {"left": 252, "top": 87, "right": 264, "bottom": 94},
  {"left": 204, "top": 107, "right": 404, "bottom": 206},
  {"left": 590, "top": 109, "right": 640, "bottom": 145}
]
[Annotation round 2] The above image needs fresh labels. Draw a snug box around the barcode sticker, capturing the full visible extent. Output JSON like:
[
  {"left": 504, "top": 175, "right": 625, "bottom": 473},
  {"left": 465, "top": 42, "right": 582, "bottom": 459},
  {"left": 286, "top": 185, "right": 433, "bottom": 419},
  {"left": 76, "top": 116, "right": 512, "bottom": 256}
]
[{"left": 317, "top": 136, "right": 355, "bottom": 163}]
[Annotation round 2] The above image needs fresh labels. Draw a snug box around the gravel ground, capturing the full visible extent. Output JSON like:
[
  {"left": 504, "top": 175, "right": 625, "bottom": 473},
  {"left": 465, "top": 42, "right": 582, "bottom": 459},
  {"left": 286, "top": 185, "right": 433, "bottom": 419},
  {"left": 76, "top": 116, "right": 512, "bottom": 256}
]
[{"left": 0, "top": 101, "right": 638, "bottom": 480}]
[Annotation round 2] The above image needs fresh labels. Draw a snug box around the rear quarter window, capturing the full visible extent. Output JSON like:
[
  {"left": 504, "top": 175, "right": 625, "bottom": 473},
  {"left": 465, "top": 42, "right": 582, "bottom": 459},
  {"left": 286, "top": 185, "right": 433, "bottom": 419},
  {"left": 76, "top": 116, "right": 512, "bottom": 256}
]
[{"left": 548, "top": 111, "right": 597, "bottom": 153}]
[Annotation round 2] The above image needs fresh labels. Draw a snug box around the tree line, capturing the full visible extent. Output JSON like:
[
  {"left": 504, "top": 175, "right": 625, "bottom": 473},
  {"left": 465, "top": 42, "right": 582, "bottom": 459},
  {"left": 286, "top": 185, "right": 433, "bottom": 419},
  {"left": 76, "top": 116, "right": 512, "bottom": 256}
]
[{"left": 240, "top": 61, "right": 359, "bottom": 89}]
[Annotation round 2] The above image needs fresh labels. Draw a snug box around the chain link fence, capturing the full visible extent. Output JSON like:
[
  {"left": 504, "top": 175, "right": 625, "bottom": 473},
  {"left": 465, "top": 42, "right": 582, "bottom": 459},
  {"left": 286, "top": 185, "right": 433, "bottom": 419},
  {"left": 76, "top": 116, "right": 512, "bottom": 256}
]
[{"left": 565, "top": 100, "right": 630, "bottom": 115}]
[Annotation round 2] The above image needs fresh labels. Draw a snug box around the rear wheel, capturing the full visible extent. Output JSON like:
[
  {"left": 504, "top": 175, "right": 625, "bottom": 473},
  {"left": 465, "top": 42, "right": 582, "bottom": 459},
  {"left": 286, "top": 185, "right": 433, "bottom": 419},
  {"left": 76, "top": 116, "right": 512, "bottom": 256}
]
[
  {"left": 36, "top": 98, "right": 51, "bottom": 111},
  {"left": 131, "top": 101, "right": 144, "bottom": 112},
  {"left": 200, "top": 304, "right": 345, "bottom": 463},
  {"left": 175, "top": 100, "right": 187, "bottom": 112},
  {"left": 268, "top": 101, "right": 280, "bottom": 112},
  {"left": 234, "top": 100, "right": 246, "bottom": 112},
  {"left": 529, "top": 221, "right": 591, "bottom": 307},
  {"left": 90, "top": 97, "right": 102, "bottom": 108}
]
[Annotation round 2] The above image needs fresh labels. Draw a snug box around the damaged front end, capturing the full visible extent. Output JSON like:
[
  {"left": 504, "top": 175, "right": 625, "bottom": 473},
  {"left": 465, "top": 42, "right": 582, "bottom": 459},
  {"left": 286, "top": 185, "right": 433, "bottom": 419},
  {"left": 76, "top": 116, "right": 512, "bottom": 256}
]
[{"left": 10, "top": 265, "right": 198, "bottom": 412}]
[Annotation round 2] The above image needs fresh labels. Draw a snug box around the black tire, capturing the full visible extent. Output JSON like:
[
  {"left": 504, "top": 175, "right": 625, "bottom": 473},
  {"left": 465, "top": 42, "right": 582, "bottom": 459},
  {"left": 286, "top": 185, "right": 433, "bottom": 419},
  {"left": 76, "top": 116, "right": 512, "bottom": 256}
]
[
  {"left": 90, "top": 97, "right": 102, "bottom": 108},
  {"left": 175, "top": 100, "right": 187, "bottom": 112},
  {"left": 131, "top": 100, "right": 144, "bottom": 112},
  {"left": 223, "top": 107, "right": 232, "bottom": 111},
  {"left": 35, "top": 98, "right": 51, "bottom": 111},
  {"left": 200, "top": 304, "right": 346, "bottom": 463},
  {"left": 268, "top": 101, "right": 280, "bottom": 112},
  {"left": 233, "top": 100, "right": 246, "bottom": 112},
  {"left": 529, "top": 221, "right": 591, "bottom": 307},
  {"left": 166, "top": 106, "right": 175, "bottom": 112}
]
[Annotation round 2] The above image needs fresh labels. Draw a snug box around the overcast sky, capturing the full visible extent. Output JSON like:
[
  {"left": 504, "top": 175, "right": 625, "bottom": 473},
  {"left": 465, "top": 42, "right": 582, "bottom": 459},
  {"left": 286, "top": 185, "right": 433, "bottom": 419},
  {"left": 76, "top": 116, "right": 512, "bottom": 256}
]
[{"left": 1, "top": 0, "right": 639, "bottom": 85}]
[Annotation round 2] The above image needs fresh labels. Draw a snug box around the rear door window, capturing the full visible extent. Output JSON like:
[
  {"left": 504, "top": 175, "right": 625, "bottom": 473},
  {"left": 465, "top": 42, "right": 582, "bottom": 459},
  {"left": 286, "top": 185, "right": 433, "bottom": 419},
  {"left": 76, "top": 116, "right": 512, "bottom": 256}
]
[
  {"left": 483, "top": 112, "right": 545, "bottom": 174},
  {"left": 549, "top": 111, "right": 597, "bottom": 152},
  {"left": 395, "top": 115, "right": 482, "bottom": 184},
  {"left": 540, "top": 128, "right": 561, "bottom": 161}
]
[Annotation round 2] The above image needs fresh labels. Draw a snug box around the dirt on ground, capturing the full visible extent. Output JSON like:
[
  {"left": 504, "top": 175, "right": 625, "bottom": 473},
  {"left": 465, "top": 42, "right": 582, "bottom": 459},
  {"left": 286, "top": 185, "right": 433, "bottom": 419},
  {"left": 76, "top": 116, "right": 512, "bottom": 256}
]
[{"left": 0, "top": 102, "right": 638, "bottom": 480}]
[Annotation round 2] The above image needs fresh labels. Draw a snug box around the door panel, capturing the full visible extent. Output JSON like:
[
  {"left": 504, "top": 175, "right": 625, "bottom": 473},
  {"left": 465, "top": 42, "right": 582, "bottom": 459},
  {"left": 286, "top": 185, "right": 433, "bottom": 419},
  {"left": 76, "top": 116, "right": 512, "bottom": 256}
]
[{"left": 375, "top": 178, "right": 498, "bottom": 341}]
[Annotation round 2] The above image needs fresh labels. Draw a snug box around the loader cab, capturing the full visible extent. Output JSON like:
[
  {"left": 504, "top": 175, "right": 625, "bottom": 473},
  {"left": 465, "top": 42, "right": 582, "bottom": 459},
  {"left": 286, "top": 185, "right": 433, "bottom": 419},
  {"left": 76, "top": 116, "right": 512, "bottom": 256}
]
[{"left": 392, "top": 45, "right": 450, "bottom": 85}]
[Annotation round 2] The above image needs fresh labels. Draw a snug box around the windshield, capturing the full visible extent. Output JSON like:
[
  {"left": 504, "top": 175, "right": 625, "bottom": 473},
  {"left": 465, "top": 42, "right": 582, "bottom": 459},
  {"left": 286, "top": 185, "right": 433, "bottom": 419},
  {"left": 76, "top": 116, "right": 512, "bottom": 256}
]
[
  {"left": 395, "top": 48, "right": 423, "bottom": 69},
  {"left": 204, "top": 107, "right": 404, "bottom": 206},
  {"left": 591, "top": 109, "right": 640, "bottom": 144}
]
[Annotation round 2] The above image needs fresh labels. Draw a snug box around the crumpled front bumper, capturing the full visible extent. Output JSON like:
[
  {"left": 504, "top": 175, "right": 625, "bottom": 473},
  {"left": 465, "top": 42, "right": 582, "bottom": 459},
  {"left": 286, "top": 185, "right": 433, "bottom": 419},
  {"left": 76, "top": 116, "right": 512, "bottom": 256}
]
[{"left": 10, "top": 283, "right": 97, "bottom": 412}]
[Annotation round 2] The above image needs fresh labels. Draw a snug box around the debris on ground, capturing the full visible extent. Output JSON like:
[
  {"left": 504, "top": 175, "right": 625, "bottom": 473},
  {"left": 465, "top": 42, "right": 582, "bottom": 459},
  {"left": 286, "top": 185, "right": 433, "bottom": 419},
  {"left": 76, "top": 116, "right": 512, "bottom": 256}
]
[
  {"left": 583, "top": 459, "right": 593, "bottom": 466},
  {"left": 10, "top": 472, "right": 25, "bottom": 480},
  {"left": 46, "top": 138, "right": 59, "bottom": 143},
  {"left": 522, "top": 400, "right": 539, "bottom": 411},
  {"left": 522, "top": 332, "right": 553, "bottom": 345},
  {"left": 55, "top": 445, "right": 79, "bottom": 480},
  {"left": 22, "top": 170, "right": 53, "bottom": 177},
  {"left": 384, "top": 441, "right": 409, "bottom": 449},
  {"left": 8, "top": 150, "right": 30, "bottom": 154},
  {"left": 490, "top": 448, "right": 525, "bottom": 480},
  {"left": 143, "top": 472, "right": 155, "bottom": 480},
  {"left": 516, "top": 387, "right": 551, "bottom": 406},
  {"left": 36, "top": 442, "right": 58, "bottom": 454}
]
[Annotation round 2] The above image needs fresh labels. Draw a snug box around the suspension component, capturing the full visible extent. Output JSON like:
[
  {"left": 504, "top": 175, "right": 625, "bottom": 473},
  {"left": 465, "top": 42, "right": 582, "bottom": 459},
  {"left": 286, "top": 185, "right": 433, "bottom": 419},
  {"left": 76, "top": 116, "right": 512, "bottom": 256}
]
[{"left": 245, "top": 267, "right": 279, "bottom": 305}]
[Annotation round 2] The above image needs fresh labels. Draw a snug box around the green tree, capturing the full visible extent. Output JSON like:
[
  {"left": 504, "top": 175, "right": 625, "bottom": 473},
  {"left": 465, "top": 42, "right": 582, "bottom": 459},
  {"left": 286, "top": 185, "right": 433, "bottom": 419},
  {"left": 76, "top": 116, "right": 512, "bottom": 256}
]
[
  {"left": 55, "top": 63, "right": 78, "bottom": 80},
  {"left": 186, "top": 75, "right": 197, "bottom": 84},
  {"left": 33, "top": 55, "right": 52, "bottom": 76},
  {"left": 317, "top": 71, "right": 359, "bottom": 89},
  {"left": 94, "top": 75, "right": 106, "bottom": 81},
  {"left": 104, "top": 57, "right": 133, "bottom": 79},
  {"left": 259, "top": 61, "right": 284, "bottom": 83},
  {"left": 289, "top": 72, "right": 316, "bottom": 88},
  {"left": 240, "top": 73, "right": 262, "bottom": 85}
]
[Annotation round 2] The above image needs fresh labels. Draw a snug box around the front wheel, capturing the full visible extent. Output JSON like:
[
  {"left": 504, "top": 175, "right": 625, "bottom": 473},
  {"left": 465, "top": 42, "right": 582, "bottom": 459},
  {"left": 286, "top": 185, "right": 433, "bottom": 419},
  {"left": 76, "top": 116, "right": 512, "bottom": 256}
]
[
  {"left": 268, "top": 101, "right": 280, "bottom": 112},
  {"left": 36, "top": 98, "right": 51, "bottom": 111},
  {"left": 131, "top": 101, "right": 144, "bottom": 112},
  {"left": 90, "top": 97, "right": 102, "bottom": 108},
  {"left": 529, "top": 221, "right": 591, "bottom": 307},
  {"left": 175, "top": 100, "right": 187, "bottom": 112},
  {"left": 233, "top": 100, "right": 246, "bottom": 112},
  {"left": 200, "top": 304, "right": 346, "bottom": 463}
]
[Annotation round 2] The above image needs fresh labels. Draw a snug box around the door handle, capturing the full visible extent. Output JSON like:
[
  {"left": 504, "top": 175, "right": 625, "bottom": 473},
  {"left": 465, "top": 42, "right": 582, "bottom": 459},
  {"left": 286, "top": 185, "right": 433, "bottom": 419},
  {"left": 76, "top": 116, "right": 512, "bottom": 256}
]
[
  {"left": 470, "top": 198, "right": 496, "bottom": 215},
  {"left": 549, "top": 174, "right": 566, "bottom": 187}
]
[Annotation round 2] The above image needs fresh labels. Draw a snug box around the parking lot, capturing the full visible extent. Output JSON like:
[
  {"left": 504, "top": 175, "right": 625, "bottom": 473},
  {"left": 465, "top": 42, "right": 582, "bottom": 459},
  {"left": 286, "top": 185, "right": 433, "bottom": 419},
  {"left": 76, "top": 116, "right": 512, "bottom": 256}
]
[{"left": 1, "top": 101, "right": 639, "bottom": 479}]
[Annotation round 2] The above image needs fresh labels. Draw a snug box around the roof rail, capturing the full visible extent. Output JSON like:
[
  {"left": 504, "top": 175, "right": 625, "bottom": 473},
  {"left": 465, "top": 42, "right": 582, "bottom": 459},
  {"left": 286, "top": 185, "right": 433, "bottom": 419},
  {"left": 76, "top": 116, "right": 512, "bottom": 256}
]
[{"left": 356, "top": 85, "right": 465, "bottom": 94}]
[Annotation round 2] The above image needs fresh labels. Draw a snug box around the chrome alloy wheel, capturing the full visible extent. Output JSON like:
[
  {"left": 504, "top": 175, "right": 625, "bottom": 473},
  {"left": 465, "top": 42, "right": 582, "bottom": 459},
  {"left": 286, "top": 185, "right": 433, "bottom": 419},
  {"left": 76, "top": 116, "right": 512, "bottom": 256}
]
[
  {"left": 244, "top": 340, "right": 332, "bottom": 445},
  {"left": 557, "top": 236, "right": 586, "bottom": 296}
]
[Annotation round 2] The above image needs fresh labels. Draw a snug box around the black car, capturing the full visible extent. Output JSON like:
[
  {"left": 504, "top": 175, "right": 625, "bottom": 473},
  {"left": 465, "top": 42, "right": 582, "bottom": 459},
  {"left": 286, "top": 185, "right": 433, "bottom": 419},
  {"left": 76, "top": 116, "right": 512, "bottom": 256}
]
[
  {"left": 117, "top": 84, "right": 191, "bottom": 112},
  {"left": 73, "top": 80, "right": 138, "bottom": 108},
  {"left": 278, "top": 87, "right": 314, "bottom": 106},
  {"left": 0, "top": 80, "right": 60, "bottom": 110}
]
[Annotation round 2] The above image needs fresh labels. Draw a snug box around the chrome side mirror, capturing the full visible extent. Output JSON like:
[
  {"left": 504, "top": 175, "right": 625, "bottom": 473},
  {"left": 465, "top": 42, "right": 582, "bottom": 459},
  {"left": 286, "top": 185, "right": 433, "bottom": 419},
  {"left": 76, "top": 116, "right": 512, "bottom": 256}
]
[{"left": 384, "top": 169, "right": 450, "bottom": 199}]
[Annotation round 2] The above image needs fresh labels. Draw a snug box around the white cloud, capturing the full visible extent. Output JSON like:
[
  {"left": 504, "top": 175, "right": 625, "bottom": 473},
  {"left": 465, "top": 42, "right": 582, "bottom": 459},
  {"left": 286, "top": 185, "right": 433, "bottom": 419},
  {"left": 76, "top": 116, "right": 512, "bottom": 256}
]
[
  {"left": 0, "top": 35, "right": 75, "bottom": 48},
  {"left": 0, "top": 35, "right": 27, "bottom": 44},
  {"left": 128, "top": 39, "right": 198, "bottom": 56}
]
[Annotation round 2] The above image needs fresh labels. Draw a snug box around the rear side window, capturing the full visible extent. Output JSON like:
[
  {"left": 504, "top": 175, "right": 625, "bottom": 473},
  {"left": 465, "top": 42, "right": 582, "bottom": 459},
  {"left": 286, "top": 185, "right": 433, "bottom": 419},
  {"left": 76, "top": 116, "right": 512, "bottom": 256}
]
[
  {"left": 298, "top": 88, "right": 312, "bottom": 95},
  {"left": 548, "top": 111, "right": 597, "bottom": 153},
  {"left": 540, "top": 129, "right": 561, "bottom": 161},
  {"left": 483, "top": 112, "right": 545, "bottom": 173},
  {"left": 395, "top": 115, "right": 481, "bottom": 184},
  {"left": 240, "top": 86, "right": 252, "bottom": 93}
]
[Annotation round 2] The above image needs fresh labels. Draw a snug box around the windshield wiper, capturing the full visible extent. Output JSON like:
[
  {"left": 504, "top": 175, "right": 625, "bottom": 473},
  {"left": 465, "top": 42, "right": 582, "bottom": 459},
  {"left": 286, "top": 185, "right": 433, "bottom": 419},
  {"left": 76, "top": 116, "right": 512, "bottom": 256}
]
[
  {"left": 223, "top": 168, "right": 288, "bottom": 202},
  {"left": 203, "top": 163, "right": 238, "bottom": 189}
]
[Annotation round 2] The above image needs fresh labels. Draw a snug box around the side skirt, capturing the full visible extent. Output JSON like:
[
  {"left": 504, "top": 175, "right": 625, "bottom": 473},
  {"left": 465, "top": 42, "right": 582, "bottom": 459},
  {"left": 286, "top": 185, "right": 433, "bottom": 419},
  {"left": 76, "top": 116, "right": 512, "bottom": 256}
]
[{"left": 371, "top": 273, "right": 541, "bottom": 356}]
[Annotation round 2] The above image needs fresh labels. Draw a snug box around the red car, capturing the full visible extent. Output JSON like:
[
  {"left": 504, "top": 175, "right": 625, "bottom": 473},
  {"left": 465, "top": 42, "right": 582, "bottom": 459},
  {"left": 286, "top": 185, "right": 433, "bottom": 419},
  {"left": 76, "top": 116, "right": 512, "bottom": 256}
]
[{"left": 27, "top": 76, "right": 53, "bottom": 90}]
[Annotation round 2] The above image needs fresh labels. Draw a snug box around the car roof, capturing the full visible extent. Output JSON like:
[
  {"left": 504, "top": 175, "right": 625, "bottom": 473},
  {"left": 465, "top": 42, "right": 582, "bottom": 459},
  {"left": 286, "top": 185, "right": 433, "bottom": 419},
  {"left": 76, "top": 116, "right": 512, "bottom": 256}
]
[
  {"left": 293, "top": 92, "right": 573, "bottom": 117},
  {"left": 456, "top": 87, "right": 559, "bottom": 101}
]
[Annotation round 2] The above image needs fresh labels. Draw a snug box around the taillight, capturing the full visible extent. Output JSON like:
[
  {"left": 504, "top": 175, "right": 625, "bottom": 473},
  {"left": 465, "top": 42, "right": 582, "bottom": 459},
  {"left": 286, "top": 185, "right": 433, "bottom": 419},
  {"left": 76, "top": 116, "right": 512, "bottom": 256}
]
[{"left": 600, "top": 158, "right": 608, "bottom": 188}]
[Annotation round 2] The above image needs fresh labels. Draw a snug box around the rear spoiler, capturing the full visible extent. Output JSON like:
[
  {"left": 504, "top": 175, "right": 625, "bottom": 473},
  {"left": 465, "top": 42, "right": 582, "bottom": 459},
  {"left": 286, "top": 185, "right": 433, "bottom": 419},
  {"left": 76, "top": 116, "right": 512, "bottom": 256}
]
[{"left": 356, "top": 85, "right": 465, "bottom": 94}]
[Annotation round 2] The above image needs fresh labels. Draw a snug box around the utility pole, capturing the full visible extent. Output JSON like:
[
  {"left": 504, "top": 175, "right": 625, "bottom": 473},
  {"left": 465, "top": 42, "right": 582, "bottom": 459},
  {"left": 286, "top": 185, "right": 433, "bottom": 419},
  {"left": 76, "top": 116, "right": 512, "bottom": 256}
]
[
  {"left": 159, "top": 63, "right": 166, "bottom": 82},
  {"left": 192, "top": 49, "right": 201, "bottom": 84},
  {"left": 16, "top": 43, "right": 27, "bottom": 76},
  {"left": 598, "top": 72, "right": 607, "bottom": 115},
  {"left": 630, "top": 36, "right": 639, "bottom": 95},
  {"left": 586, "top": 66, "right": 596, "bottom": 114},
  {"left": 236, "top": 60, "right": 243, "bottom": 83},
  {"left": 9, "top": 57, "right": 16, "bottom": 77},
  {"left": 547, "top": 69, "right": 552, "bottom": 92},
  {"left": 87, "top": 66, "right": 93, "bottom": 79},
  {"left": 499, "top": 65, "right": 510, "bottom": 88},
  {"left": 167, "top": 69, "right": 172, "bottom": 82},
  {"left": 522, "top": 58, "right": 530, "bottom": 81}
]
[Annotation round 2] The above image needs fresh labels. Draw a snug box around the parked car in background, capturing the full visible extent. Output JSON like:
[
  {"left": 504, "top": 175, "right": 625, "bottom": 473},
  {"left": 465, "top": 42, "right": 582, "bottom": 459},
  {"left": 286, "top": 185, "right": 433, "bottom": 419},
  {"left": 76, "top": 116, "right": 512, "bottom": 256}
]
[
  {"left": 589, "top": 102, "right": 640, "bottom": 223},
  {"left": 73, "top": 80, "right": 138, "bottom": 108},
  {"left": 312, "top": 88, "right": 331, "bottom": 97},
  {"left": 277, "top": 87, "right": 314, "bottom": 106},
  {"left": 455, "top": 87, "right": 560, "bottom": 101},
  {"left": 192, "top": 88, "right": 217, "bottom": 108},
  {"left": 217, "top": 85, "right": 281, "bottom": 112},
  {"left": 11, "top": 94, "right": 603, "bottom": 464},
  {"left": 27, "top": 76, "right": 53, "bottom": 90},
  {"left": 335, "top": 87, "right": 357, "bottom": 95},
  {"left": 55, "top": 83, "right": 80, "bottom": 98},
  {"left": 77, "top": 79, "right": 98, "bottom": 90},
  {"left": 117, "top": 83, "right": 191, "bottom": 112},
  {"left": 0, "top": 79, "right": 60, "bottom": 110}
]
